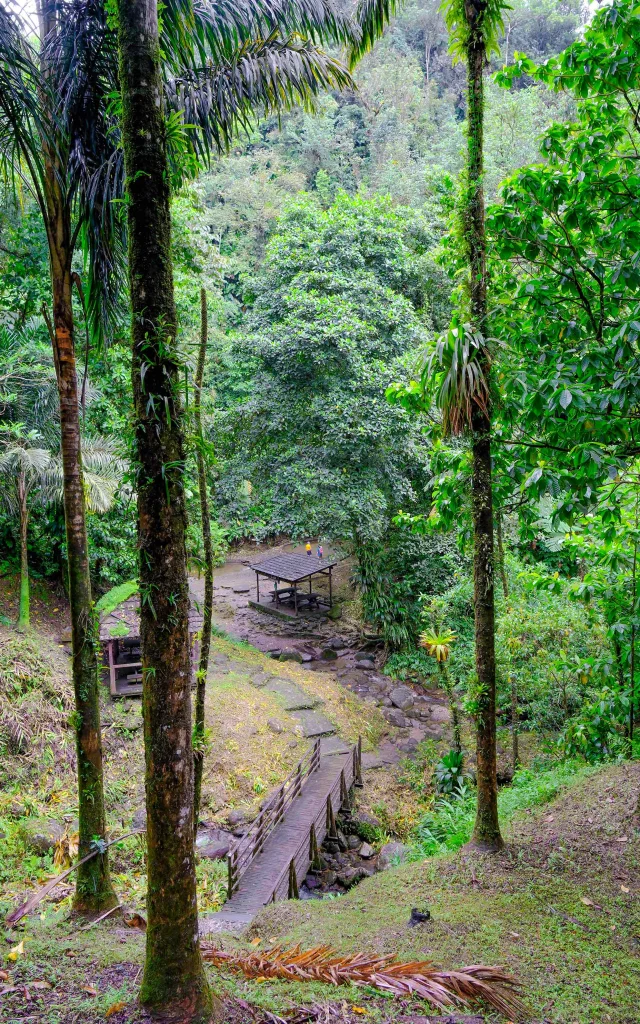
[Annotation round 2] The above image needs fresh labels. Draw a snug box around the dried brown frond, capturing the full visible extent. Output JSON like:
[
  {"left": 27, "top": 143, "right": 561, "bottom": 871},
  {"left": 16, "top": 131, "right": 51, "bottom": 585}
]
[{"left": 201, "top": 943, "right": 524, "bottom": 1018}]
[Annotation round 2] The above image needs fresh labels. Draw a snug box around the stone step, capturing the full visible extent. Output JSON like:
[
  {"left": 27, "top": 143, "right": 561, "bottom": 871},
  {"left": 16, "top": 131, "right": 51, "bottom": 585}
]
[
  {"left": 320, "top": 736, "right": 352, "bottom": 756},
  {"left": 265, "top": 678, "right": 324, "bottom": 711},
  {"left": 291, "top": 709, "right": 336, "bottom": 737}
]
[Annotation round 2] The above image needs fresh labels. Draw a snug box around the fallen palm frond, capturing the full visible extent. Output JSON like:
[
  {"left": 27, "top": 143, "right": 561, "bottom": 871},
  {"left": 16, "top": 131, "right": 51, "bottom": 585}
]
[{"left": 201, "top": 944, "right": 524, "bottom": 1018}]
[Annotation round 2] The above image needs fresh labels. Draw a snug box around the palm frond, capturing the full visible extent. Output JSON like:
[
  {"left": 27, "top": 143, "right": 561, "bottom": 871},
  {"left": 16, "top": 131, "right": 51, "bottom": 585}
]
[
  {"left": 167, "top": 34, "right": 355, "bottom": 161},
  {"left": 348, "top": 0, "right": 400, "bottom": 68},
  {"left": 201, "top": 943, "right": 524, "bottom": 1018},
  {"left": 0, "top": 5, "right": 49, "bottom": 205},
  {"left": 162, "top": 0, "right": 359, "bottom": 72}
]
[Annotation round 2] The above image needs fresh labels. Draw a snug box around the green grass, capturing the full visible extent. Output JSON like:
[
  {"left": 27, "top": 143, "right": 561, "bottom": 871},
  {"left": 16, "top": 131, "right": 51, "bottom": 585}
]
[{"left": 413, "top": 758, "right": 599, "bottom": 857}]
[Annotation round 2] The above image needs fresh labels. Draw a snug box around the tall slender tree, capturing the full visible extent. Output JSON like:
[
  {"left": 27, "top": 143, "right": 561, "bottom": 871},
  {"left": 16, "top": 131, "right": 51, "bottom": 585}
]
[
  {"left": 116, "top": 7, "right": 218, "bottom": 1018},
  {"left": 193, "top": 288, "right": 214, "bottom": 833},
  {"left": 357, "top": 0, "right": 508, "bottom": 850},
  {"left": 441, "top": 0, "right": 509, "bottom": 852}
]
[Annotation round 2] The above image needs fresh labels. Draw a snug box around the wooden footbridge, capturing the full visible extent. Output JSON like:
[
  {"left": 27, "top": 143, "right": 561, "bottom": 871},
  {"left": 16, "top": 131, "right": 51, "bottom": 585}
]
[{"left": 202, "top": 738, "right": 363, "bottom": 933}]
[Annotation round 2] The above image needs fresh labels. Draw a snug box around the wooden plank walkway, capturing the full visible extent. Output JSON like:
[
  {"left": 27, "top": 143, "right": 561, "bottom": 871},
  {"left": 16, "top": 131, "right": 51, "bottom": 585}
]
[{"left": 201, "top": 749, "right": 357, "bottom": 934}]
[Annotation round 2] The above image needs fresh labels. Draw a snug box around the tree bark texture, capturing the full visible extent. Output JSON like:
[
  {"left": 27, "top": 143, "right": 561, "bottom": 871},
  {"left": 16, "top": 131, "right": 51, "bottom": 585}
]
[
  {"left": 116, "top": 2, "right": 216, "bottom": 1018},
  {"left": 37, "top": 0, "right": 115, "bottom": 911},
  {"left": 18, "top": 470, "right": 30, "bottom": 629},
  {"left": 193, "top": 288, "right": 213, "bottom": 834},
  {"left": 465, "top": 2, "right": 503, "bottom": 852}
]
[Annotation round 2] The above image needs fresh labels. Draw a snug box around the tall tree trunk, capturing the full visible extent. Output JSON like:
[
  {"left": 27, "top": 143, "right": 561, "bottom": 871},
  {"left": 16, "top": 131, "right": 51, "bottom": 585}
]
[
  {"left": 465, "top": 3, "right": 503, "bottom": 852},
  {"left": 37, "top": 0, "right": 116, "bottom": 912},
  {"left": 193, "top": 288, "right": 213, "bottom": 834},
  {"left": 17, "top": 470, "right": 30, "bottom": 630},
  {"left": 116, "top": 3, "right": 218, "bottom": 1018},
  {"left": 496, "top": 512, "right": 508, "bottom": 600}
]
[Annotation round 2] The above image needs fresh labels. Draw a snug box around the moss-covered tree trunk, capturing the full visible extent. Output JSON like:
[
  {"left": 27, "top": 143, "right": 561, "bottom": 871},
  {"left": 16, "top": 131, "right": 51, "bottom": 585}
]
[
  {"left": 37, "top": 0, "right": 116, "bottom": 911},
  {"left": 17, "top": 469, "right": 30, "bottom": 630},
  {"left": 116, "top": 2, "right": 218, "bottom": 1018},
  {"left": 464, "top": 1, "right": 503, "bottom": 852},
  {"left": 193, "top": 288, "right": 213, "bottom": 834}
]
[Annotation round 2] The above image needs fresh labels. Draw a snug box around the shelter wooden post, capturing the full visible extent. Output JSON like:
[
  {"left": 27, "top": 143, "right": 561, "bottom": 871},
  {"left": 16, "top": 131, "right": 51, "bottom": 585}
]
[
  {"left": 256, "top": 572, "right": 260, "bottom": 603},
  {"left": 329, "top": 565, "right": 333, "bottom": 608}
]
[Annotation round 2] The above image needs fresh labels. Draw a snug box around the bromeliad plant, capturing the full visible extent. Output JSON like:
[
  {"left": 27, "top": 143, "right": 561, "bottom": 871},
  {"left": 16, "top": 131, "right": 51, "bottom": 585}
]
[{"left": 420, "top": 625, "right": 463, "bottom": 753}]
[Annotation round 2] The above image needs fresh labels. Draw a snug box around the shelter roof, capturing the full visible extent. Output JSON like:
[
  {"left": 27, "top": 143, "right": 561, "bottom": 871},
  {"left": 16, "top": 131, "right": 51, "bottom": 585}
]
[
  {"left": 99, "top": 593, "right": 203, "bottom": 641},
  {"left": 249, "top": 553, "right": 339, "bottom": 584}
]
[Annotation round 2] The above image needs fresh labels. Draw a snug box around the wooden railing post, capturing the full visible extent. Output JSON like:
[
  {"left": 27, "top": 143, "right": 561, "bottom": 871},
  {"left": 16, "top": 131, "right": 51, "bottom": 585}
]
[
  {"left": 326, "top": 794, "right": 337, "bottom": 839},
  {"left": 288, "top": 858, "right": 299, "bottom": 900},
  {"left": 309, "top": 823, "right": 323, "bottom": 871},
  {"left": 340, "top": 768, "right": 349, "bottom": 810},
  {"left": 355, "top": 735, "right": 363, "bottom": 787}
]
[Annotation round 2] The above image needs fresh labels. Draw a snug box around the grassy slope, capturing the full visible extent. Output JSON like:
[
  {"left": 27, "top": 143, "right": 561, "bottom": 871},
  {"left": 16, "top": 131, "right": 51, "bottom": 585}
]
[
  {"left": 3, "top": 763, "right": 638, "bottom": 1023},
  {"left": 248, "top": 761, "right": 640, "bottom": 1023}
]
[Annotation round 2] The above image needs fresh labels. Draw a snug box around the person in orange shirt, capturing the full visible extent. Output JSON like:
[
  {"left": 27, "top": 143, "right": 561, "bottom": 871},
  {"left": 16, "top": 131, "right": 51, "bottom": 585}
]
[{"left": 305, "top": 541, "right": 312, "bottom": 556}]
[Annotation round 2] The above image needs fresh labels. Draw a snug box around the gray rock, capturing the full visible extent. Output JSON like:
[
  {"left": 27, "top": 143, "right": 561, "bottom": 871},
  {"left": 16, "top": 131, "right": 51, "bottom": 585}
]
[
  {"left": 336, "top": 830, "right": 348, "bottom": 852},
  {"left": 337, "top": 867, "right": 364, "bottom": 888},
  {"left": 389, "top": 685, "right": 415, "bottom": 711},
  {"left": 132, "top": 807, "right": 146, "bottom": 830},
  {"left": 378, "top": 841, "right": 409, "bottom": 869},
  {"left": 266, "top": 679, "right": 321, "bottom": 711},
  {"left": 383, "top": 708, "right": 408, "bottom": 728},
  {"left": 320, "top": 647, "right": 338, "bottom": 661},
  {"left": 7, "top": 802, "right": 27, "bottom": 818},
  {"left": 428, "top": 704, "right": 452, "bottom": 723},
  {"left": 359, "top": 842, "right": 375, "bottom": 859},
  {"left": 18, "top": 819, "right": 64, "bottom": 856},
  {"left": 226, "top": 808, "right": 246, "bottom": 828},
  {"left": 347, "top": 835, "right": 361, "bottom": 850},
  {"left": 323, "top": 870, "right": 337, "bottom": 886},
  {"left": 279, "top": 649, "right": 303, "bottom": 663},
  {"left": 199, "top": 842, "right": 230, "bottom": 860},
  {"left": 304, "top": 874, "right": 321, "bottom": 890},
  {"left": 267, "top": 718, "right": 286, "bottom": 734},
  {"left": 327, "top": 637, "right": 346, "bottom": 649}
]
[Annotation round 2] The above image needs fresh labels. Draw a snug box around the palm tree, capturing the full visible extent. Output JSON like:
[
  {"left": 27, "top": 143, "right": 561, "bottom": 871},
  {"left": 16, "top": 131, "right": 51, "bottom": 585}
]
[
  {"left": 0, "top": 0, "right": 361, "bottom": 915},
  {"left": 0, "top": 426, "right": 51, "bottom": 629}
]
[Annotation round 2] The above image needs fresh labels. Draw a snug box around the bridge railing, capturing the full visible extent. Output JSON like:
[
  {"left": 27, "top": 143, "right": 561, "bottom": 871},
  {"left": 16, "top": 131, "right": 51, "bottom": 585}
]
[
  {"left": 268, "top": 736, "right": 363, "bottom": 904},
  {"left": 227, "top": 737, "right": 322, "bottom": 897}
]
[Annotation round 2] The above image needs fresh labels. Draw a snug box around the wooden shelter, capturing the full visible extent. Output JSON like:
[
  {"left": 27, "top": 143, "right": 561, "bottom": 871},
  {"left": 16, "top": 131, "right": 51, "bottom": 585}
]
[
  {"left": 99, "top": 593, "right": 202, "bottom": 698},
  {"left": 249, "top": 552, "right": 339, "bottom": 616}
]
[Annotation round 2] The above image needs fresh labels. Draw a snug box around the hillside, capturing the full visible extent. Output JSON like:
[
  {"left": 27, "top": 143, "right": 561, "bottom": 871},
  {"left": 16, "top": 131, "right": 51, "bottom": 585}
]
[{"left": 2, "top": 762, "right": 638, "bottom": 1023}]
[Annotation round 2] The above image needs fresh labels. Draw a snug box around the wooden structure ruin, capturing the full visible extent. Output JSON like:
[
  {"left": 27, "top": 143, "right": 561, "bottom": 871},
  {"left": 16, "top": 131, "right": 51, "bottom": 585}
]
[
  {"left": 249, "top": 552, "right": 339, "bottom": 617},
  {"left": 99, "top": 593, "right": 202, "bottom": 698}
]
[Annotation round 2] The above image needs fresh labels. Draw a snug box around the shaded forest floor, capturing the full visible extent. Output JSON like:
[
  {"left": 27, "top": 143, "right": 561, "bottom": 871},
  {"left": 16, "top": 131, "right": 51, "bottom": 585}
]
[{"left": 2, "top": 762, "right": 639, "bottom": 1023}]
